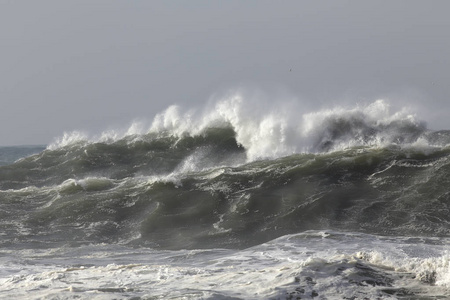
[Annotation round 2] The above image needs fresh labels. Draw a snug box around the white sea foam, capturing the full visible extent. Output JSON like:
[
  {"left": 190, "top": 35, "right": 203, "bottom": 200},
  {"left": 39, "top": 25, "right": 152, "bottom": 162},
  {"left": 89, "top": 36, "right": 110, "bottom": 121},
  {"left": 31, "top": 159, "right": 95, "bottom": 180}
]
[
  {"left": 47, "top": 90, "right": 431, "bottom": 161},
  {"left": 147, "top": 93, "right": 424, "bottom": 160},
  {"left": 1, "top": 231, "right": 449, "bottom": 299}
]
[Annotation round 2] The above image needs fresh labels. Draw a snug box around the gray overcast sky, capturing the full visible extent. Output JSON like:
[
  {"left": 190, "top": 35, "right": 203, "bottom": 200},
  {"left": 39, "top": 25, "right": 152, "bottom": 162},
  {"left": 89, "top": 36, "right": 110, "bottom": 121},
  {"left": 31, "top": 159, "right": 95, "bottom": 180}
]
[{"left": 1, "top": 1, "right": 450, "bottom": 145}]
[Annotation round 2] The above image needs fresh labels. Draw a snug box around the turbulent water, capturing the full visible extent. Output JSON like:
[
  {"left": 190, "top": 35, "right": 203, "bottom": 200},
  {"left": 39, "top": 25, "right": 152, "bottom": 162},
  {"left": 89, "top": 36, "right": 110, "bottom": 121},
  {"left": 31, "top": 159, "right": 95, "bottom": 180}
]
[{"left": 1, "top": 97, "right": 450, "bottom": 299}]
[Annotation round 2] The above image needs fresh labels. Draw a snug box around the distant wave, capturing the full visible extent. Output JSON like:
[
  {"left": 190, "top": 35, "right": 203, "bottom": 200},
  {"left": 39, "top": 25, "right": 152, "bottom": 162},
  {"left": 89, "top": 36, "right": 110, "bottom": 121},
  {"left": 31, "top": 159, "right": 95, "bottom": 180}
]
[{"left": 0, "top": 145, "right": 46, "bottom": 166}]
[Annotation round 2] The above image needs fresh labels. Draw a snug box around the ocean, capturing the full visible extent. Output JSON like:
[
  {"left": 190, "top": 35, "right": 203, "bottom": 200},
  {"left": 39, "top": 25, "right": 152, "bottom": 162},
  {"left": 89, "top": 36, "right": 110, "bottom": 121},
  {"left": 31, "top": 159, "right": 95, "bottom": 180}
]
[{"left": 0, "top": 98, "right": 449, "bottom": 299}]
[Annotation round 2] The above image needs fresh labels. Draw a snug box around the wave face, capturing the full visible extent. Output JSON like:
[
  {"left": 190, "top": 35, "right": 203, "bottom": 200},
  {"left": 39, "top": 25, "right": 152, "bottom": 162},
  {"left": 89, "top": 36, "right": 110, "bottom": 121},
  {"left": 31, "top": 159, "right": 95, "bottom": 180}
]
[{"left": 1, "top": 98, "right": 450, "bottom": 250}]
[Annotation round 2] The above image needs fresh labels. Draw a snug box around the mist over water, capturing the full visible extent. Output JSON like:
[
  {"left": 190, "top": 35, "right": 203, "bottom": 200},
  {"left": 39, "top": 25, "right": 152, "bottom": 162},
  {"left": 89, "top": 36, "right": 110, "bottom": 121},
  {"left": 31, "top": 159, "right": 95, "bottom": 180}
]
[{"left": 2, "top": 94, "right": 450, "bottom": 299}]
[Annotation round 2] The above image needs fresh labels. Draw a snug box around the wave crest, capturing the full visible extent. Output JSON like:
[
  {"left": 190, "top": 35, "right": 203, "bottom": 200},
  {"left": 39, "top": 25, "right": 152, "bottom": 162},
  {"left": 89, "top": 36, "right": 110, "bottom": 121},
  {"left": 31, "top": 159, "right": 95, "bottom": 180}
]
[{"left": 47, "top": 93, "right": 446, "bottom": 162}]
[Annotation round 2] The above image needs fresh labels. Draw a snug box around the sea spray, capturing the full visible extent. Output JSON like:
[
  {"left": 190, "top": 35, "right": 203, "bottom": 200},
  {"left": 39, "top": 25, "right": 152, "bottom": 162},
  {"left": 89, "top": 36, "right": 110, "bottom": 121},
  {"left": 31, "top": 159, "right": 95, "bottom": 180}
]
[{"left": 48, "top": 94, "right": 430, "bottom": 160}]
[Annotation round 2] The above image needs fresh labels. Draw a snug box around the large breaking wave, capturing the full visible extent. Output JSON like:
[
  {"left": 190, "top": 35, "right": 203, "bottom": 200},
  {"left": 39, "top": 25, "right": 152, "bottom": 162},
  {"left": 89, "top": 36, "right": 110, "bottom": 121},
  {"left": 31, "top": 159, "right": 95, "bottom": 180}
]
[
  {"left": 1, "top": 94, "right": 450, "bottom": 250},
  {"left": 2, "top": 94, "right": 450, "bottom": 298}
]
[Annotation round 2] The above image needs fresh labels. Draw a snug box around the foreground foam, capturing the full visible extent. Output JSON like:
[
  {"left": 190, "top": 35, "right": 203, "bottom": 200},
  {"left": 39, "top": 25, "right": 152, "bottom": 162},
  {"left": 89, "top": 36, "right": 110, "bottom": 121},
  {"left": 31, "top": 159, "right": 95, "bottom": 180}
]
[{"left": 1, "top": 232, "right": 448, "bottom": 299}]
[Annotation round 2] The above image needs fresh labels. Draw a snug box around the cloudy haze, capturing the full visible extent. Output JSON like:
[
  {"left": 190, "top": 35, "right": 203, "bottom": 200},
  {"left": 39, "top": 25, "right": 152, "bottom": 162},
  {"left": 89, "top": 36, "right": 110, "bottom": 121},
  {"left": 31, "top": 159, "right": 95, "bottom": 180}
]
[{"left": 1, "top": 1, "right": 449, "bottom": 146}]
